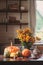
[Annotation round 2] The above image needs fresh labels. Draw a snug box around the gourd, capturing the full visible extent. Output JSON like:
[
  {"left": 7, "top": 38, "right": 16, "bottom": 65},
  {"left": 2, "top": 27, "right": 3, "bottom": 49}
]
[{"left": 22, "top": 49, "right": 31, "bottom": 57}]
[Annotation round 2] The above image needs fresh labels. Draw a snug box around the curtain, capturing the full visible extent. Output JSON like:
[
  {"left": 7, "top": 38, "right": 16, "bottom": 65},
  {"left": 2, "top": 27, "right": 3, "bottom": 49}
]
[{"left": 29, "top": 0, "right": 36, "bottom": 35}]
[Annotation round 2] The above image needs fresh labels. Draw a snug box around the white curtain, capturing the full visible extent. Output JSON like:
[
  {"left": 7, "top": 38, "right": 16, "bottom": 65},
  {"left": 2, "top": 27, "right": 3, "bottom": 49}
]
[{"left": 29, "top": 0, "right": 36, "bottom": 35}]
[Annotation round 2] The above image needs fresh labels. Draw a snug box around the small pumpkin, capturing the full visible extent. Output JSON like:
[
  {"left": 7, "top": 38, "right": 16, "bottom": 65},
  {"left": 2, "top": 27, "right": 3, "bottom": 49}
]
[
  {"left": 4, "top": 46, "right": 20, "bottom": 58},
  {"left": 22, "top": 49, "right": 31, "bottom": 57},
  {"left": 6, "top": 46, "right": 20, "bottom": 53}
]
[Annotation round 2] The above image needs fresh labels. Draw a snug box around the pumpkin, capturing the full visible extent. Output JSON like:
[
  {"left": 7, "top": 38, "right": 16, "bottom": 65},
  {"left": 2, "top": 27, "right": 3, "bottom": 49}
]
[
  {"left": 7, "top": 46, "right": 20, "bottom": 53},
  {"left": 22, "top": 49, "right": 31, "bottom": 57},
  {"left": 36, "top": 36, "right": 41, "bottom": 41},
  {"left": 10, "top": 52, "right": 18, "bottom": 58},
  {"left": 4, "top": 46, "right": 20, "bottom": 58}
]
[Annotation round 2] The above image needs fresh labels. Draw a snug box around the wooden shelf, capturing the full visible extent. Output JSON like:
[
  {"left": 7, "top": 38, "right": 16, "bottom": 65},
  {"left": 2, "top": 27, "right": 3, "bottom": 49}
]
[
  {"left": 21, "top": 0, "right": 28, "bottom": 1},
  {"left": 0, "top": 0, "right": 27, "bottom": 1},
  {"left": 20, "top": 23, "right": 28, "bottom": 25},
  {"left": 9, "top": 0, "right": 28, "bottom": 1},
  {"left": 0, "top": 22, "right": 28, "bottom": 32},
  {"left": 0, "top": 9, "right": 28, "bottom": 13},
  {"left": 0, "top": 0, "right": 28, "bottom": 32},
  {"left": 0, "top": 9, "right": 6, "bottom": 12},
  {"left": 0, "top": 22, "right": 28, "bottom": 25},
  {"left": 7, "top": 9, "right": 28, "bottom": 13}
]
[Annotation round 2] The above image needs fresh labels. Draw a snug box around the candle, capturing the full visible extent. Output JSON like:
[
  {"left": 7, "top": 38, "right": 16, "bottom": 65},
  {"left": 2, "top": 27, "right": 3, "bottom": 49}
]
[{"left": 11, "top": 41, "right": 12, "bottom": 46}]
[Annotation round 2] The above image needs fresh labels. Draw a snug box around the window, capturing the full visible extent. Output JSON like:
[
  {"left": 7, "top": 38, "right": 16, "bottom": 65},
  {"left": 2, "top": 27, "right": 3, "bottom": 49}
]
[{"left": 35, "top": 0, "right": 43, "bottom": 40}]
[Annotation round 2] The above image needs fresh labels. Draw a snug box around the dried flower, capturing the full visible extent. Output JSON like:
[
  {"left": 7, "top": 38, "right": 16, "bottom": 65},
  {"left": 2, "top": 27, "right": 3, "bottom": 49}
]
[{"left": 16, "top": 28, "right": 35, "bottom": 44}]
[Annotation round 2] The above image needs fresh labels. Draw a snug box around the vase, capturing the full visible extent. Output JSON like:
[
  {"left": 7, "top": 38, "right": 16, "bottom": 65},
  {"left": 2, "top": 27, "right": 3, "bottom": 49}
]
[{"left": 21, "top": 42, "right": 32, "bottom": 50}]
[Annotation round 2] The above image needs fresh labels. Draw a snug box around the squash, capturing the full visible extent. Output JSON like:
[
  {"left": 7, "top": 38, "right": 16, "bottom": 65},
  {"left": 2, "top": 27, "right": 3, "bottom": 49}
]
[
  {"left": 4, "top": 46, "right": 20, "bottom": 58},
  {"left": 22, "top": 49, "right": 31, "bottom": 57}
]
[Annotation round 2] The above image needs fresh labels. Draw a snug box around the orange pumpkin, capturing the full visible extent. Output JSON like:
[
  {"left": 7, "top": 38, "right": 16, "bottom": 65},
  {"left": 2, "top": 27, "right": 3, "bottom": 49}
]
[
  {"left": 22, "top": 49, "right": 31, "bottom": 57},
  {"left": 5, "top": 46, "right": 20, "bottom": 53}
]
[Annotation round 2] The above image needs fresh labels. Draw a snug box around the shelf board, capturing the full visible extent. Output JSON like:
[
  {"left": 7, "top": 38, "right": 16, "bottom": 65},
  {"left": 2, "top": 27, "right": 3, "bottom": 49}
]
[
  {"left": 20, "top": 23, "right": 28, "bottom": 25},
  {"left": 9, "top": 0, "right": 28, "bottom": 1},
  {"left": 0, "top": 22, "right": 28, "bottom": 25},
  {"left": 21, "top": 0, "right": 28, "bottom": 1},
  {"left": 0, "top": 9, "right": 28, "bottom": 13},
  {"left": 20, "top": 10, "right": 28, "bottom": 13},
  {"left": 0, "top": 9, "right": 6, "bottom": 12},
  {"left": 0, "top": 23, "right": 7, "bottom": 25}
]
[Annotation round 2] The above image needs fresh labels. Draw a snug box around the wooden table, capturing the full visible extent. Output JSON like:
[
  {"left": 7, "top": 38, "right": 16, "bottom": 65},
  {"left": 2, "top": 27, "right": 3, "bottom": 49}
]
[
  {"left": 0, "top": 55, "right": 29, "bottom": 61},
  {"left": 0, "top": 55, "right": 41, "bottom": 61}
]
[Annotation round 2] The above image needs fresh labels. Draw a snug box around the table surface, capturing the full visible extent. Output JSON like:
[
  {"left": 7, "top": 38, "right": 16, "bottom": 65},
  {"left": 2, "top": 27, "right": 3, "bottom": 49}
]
[{"left": 0, "top": 54, "right": 42, "bottom": 61}]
